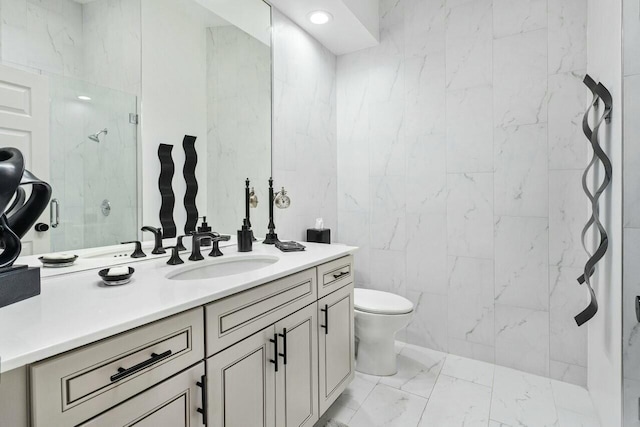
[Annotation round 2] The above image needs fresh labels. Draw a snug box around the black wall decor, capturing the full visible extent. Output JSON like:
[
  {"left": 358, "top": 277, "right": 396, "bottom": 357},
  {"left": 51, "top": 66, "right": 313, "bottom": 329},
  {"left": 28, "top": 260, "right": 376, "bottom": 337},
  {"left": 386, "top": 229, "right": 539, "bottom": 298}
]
[
  {"left": 575, "top": 74, "right": 613, "bottom": 327},
  {"left": 158, "top": 144, "right": 177, "bottom": 238},
  {"left": 183, "top": 135, "right": 199, "bottom": 235}
]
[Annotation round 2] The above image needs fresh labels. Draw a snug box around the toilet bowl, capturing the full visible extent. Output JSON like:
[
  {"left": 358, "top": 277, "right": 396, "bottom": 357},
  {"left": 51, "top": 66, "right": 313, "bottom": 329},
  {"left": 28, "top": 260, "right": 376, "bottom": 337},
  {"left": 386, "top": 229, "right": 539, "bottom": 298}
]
[{"left": 354, "top": 288, "right": 414, "bottom": 376}]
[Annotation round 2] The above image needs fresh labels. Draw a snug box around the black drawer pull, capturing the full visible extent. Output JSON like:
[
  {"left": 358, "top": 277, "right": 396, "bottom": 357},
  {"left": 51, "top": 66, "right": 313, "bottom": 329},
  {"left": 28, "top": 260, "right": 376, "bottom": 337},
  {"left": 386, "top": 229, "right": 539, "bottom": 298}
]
[
  {"left": 196, "top": 374, "right": 207, "bottom": 425},
  {"left": 320, "top": 304, "right": 329, "bottom": 335},
  {"left": 110, "top": 350, "right": 172, "bottom": 382},
  {"left": 332, "top": 271, "right": 348, "bottom": 280},
  {"left": 270, "top": 334, "right": 279, "bottom": 372},
  {"left": 279, "top": 328, "right": 287, "bottom": 365}
]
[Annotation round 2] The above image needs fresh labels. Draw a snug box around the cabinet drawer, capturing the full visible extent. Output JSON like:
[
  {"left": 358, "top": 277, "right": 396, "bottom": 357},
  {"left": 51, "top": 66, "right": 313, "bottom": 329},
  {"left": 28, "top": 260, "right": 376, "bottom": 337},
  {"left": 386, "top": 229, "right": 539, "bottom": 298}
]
[
  {"left": 317, "top": 255, "right": 353, "bottom": 298},
  {"left": 206, "top": 268, "right": 316, "bottom": 356},
  {"left": 80, "top": 362, "right": 205, "bottom": 427},
  {"left": 31, "top": 308, "right": 204, "bottom": 427}
]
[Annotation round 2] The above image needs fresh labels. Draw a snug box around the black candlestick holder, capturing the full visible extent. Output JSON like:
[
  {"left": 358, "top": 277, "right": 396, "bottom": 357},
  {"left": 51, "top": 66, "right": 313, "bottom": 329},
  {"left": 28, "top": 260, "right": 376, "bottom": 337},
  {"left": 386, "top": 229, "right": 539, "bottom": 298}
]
[{"left": 263, "top": 177, "right": 290, "bottom": 245}]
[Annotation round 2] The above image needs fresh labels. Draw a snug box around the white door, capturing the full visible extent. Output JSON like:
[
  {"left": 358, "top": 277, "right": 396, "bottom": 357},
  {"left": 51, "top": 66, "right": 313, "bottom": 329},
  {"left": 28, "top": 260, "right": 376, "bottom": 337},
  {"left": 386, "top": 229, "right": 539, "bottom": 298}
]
[
  {"left": 0, "top": 64, "right": 50, "bottom": 255},
  {"left": 275, "top": 304, "right": 319, "bottom": 427}
]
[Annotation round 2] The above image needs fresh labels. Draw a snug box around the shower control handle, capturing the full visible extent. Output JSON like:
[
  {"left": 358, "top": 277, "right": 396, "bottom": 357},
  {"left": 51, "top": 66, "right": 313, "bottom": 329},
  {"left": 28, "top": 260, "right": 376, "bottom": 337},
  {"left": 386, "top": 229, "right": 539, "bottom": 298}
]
[{"left": 50, "top": 199, "right": 60, "bottom": 228}]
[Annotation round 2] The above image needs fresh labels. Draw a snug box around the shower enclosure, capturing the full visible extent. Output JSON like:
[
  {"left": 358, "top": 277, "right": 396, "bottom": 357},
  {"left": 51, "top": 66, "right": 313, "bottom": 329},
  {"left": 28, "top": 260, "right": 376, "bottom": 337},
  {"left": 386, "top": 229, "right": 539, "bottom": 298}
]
[{"left": 48, "top": 75, "right": 138, "bottom": 252}]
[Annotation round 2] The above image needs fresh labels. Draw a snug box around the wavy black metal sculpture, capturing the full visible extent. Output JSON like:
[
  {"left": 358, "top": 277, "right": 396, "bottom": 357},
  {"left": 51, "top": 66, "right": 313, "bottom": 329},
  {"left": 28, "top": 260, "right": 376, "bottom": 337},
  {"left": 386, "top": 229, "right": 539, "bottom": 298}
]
[
  {"left": 575, "top": 75, "right": 613, "bottom": 326},
  {"left": 158, "top": 144, "right": 177, "bottom": 239},
  {"left": 0, "top": 147, "right": 52, "bottom": 268},
  {"left": 182, "top": 135, "right": 199, "bottom": 235}
]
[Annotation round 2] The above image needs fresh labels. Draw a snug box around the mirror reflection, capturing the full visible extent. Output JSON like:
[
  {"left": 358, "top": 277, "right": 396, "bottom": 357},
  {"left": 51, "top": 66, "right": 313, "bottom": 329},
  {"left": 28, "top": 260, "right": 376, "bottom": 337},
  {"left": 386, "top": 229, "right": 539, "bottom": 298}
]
[{"left": 0, "top": 0, "right": 272, "bottom": 256}]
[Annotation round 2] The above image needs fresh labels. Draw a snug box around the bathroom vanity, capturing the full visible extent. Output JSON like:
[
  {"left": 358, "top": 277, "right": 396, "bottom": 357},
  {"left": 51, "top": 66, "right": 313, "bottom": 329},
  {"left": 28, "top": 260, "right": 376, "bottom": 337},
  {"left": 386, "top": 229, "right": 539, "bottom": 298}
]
[{"left": 0, "top": 243, "right": 356, "bottom": 426}]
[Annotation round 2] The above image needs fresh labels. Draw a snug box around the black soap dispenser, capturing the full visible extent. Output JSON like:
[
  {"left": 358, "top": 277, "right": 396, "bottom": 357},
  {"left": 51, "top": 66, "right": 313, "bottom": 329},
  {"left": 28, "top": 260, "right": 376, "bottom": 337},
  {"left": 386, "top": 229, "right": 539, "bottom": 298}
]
[
  {"left": 197, "top": 216, "right": 212, "bottom": 246},
  {"left": 237, "top": 179, "right": 253, "bottom": 252}
]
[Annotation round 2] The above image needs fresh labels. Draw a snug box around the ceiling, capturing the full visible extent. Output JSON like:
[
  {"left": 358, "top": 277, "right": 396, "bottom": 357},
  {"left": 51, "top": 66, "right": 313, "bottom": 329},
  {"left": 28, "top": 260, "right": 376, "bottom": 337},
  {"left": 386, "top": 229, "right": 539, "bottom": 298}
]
[{"left": 268, "top": 0, "right": 379, "bottom": 55}]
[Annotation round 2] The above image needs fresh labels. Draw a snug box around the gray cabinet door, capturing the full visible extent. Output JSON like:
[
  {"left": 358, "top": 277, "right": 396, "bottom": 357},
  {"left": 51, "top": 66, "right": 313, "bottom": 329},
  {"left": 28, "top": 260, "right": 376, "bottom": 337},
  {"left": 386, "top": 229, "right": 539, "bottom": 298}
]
[
  {"left": 80, "top": 363, "right": 204, "bottom": 427},
  {"left": 275, "top": 304, "right": 319, "bottom": 427},
  {"left": 318, "top": 283, "right": 355, "bottom": 414},
  {"left": 207, "top": 325, "right": 277, "bottom": 427}
]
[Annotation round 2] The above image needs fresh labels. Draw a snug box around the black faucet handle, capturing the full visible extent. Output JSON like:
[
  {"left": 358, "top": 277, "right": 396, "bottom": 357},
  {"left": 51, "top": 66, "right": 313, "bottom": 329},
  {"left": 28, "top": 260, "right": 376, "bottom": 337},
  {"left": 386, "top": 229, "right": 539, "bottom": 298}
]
[
  {"left": 165, "top": 246, "right": 184, "bottom": 265},
  {"left": 141, "top": 225, "right": 166, "bottom": 254},
  {"left": 121, "top": 241, "right": 146, "bottom": 258},
  {"left": 208, "top": 235, "right": 230, "bottom": 258},
  {"left": 176, "top": 235, "right": 189, "bottom": 251}
]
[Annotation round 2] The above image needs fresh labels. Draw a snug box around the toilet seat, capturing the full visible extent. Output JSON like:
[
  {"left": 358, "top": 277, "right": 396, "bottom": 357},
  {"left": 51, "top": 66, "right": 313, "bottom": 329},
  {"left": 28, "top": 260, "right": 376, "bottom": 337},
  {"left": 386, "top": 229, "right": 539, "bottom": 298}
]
[{"left": 354, "top": 288, "right": 414, "bottom": 315}]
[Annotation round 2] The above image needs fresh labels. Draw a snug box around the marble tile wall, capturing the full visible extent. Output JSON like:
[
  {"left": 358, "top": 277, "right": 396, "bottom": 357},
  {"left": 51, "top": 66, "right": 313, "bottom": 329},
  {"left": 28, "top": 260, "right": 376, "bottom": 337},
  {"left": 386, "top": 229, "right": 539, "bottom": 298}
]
[
  {"left": 337, "top": 0, "right": 589, "bottom": 384},
  {"left": 206, "top": 25, "right": 271, "bottom": 236},
  {"left": 272, "top": 10, "right": 338, "bottom": 241},
  {"left": 623, "top": 0, "right": 640, "bottom": 424}
]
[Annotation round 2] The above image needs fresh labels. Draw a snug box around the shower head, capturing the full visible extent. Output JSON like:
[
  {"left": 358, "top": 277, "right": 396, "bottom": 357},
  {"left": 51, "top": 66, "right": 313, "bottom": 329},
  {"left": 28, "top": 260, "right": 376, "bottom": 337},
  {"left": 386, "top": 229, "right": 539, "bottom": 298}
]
[{"left": 88, "top": 128, "right": 108, "bottom": 143}]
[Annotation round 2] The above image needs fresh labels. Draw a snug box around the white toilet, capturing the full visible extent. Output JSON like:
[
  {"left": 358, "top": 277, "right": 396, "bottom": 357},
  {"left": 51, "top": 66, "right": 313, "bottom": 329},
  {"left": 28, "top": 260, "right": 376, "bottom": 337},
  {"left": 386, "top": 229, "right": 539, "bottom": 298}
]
[{"left": 354, "top": 288, "right": 414, "bottom": 376}]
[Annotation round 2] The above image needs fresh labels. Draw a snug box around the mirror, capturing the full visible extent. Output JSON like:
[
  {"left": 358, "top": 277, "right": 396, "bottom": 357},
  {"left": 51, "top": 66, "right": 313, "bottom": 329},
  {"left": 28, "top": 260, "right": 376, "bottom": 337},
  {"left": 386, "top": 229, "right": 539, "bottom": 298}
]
[{"left": 0, "top": 0, "right": 272, "bottom": 256}]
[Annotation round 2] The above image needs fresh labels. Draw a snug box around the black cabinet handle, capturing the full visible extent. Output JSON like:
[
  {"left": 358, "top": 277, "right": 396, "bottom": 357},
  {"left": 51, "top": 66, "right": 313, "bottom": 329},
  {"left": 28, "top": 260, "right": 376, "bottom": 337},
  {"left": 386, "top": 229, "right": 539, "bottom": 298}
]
[
  {"left": 110, "top": 350, "right": 172, "bottom": 382},
  {"left": 270, "top": 334, "right": 278, "bottom": 372},
  {"left": 196, "top": 374, "right": 207, "bottom": 425},
  {"left": 332, "top": 271, "right": 348, "bottom": 279},
  {"left": 278, "top": 328, "right": 287, "bottom": 365},
  {"left": 321, "top": 304, "right": 329, "bottom": 335}
]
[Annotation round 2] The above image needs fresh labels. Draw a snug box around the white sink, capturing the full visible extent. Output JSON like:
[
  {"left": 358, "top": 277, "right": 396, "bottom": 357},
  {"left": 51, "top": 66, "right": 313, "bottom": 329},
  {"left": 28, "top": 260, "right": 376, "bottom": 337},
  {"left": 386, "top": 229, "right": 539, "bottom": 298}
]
[{"left": 167, "top": 255, "right": 279, "bottom": 281}]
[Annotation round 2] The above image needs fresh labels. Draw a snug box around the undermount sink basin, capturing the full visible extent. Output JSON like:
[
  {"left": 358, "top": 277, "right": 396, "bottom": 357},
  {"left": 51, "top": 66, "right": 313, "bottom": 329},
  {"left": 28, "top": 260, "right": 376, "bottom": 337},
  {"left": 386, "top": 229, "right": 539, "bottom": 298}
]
[{"left": 167, "top": 256, "right": 279, "bottom": 281}]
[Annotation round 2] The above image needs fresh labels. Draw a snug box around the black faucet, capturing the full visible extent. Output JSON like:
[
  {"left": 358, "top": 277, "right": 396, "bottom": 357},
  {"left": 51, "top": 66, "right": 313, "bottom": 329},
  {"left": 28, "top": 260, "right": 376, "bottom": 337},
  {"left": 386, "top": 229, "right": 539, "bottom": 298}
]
[
  {"left": 190, "top": 232, "right": 218, "bottom": 261},
  {"left": 121, "top": 240, "right": 146, "bottom": 258},
  {"left": 141, "top": 226, "right": 165, "bottom": 254},
  {"left": 165, "top": 246, "right": 184, "bottom": 265},
  {"left": 176, "top": 235, "right": 189, "bottom": 252},
  {"left": 189, "top": 232, "right": 231, "bottom": 261}
]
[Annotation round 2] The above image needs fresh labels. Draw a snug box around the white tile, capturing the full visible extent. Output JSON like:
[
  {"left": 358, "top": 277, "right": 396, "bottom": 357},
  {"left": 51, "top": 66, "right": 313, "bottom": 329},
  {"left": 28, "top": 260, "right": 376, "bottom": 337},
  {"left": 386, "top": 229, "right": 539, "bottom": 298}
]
[
  {"left": 440, "top": 354, "right": 495, "bottom": 387},
  {"left": 447, "top": 256, "right": 495, "bottom": 347},
  {"left": 549, "top": 361, "right": 587, "bottom": 387},
  {"left": 349, "top": 384, "right": 428, "bottom": 427},
  {"left": 494, "top": 29, "right": 548, "bottom": 127},
  {"left": 548, "top": 0, "right": 587, "bottom": 74},
  {"left": 550, "top": 266, "right": 588, "bottom": 368},
  {"left": 445, "top": 0, "right": 492, "bottom": 90},
  {"left": 406, "top": 133, "right": 447, "bottom": 215},
  {"left": 419, "top": 375, "right": 492, "bottom": 426},
  {"left": 405, "top": 54, "right": 446, "bottom": 137},
  {"left": 548, "top": 71, "right": 589, "bottom": 170},
  {"left": 494, "top": 216, "right": 549, "bottom": 311},
  {"left": 623, "top": 378, "right": 640, "bottom": 427},
  {"left": 495, "top": 305, "right": 550, "bottom": 376},
  {"left": 551, "top": 379, "right": 596, "bottom": 418},
  {"left": 556, "top": 408, "right": 600, "bottom": 427},
  {"left": 494, "top": 124, "right": 548, "bottom": 217},
  {"left": 489, "top": 421, "right": 512, "bottom": 427},
  {"left": 334, "top": 372, "right": 379, "bottom": 411},
  {"left": 446, "top": 173, "right": 494, "bottom": 259},
  {"left": 369, "top": 100, "right": 405, "bottom": 176},
  {"left": 491, "top": 366, "right": 558, "bottom": 426},
  {"left": 624, "top": 75, "right": 640, "bottom": 227},
  {"left": 493, "top": 0, "right": 547, "bottom": 38},
  {"left": 404, "top": 0, "right": 445, "bottom": 58},
  {"left": 448, "top": 338, "right": 495, "bottom": 364},
  {"left": 379, "top": 341, "right": 447, "bottom": 398},
  {"left": 370, "top": 176, "right": 406, "bottom": 251},
  {"left": 406, "top": 213, "right": 448, "bottom": 295},
  {"left": 549, "top": 170, "right": 587, "bottom": 269},
  {"left": 317, "top": 400, "right": 357, "bottom": 426},
  {"left": 403, "top": 291, "right": 449, "bottom": 353},
  {"left": 446, "top": 86, "right": 494, "bottom": 173},
  {"left": 369, "top": 249, "right": 406, "bottom": 295}
]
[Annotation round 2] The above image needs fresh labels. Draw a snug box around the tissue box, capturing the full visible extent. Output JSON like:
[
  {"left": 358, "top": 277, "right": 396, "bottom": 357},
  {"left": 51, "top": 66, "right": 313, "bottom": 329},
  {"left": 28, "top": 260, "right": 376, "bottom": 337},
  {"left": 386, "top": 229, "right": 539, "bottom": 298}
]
[
  {"left": 307, "top": 228, "right": 331, "bottom": 244},
  {"left": 0, "top": 265, "right": 41, "bottom": 308}
]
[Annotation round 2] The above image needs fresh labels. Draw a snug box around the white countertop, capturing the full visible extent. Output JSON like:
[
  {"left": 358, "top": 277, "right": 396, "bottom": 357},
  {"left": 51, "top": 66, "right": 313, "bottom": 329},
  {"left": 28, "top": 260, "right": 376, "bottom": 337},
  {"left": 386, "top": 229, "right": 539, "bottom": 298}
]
[{"left": 0, "top": 242, "right": 356, "bottom": 373}]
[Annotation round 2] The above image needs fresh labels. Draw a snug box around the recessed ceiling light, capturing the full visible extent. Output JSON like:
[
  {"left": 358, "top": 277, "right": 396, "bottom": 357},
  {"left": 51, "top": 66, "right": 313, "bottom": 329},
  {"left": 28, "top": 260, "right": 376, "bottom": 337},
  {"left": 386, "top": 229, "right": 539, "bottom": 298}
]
[
  {"left": 308, "top": 10, "right": 332, "bottom": 25},
  {"left": 77, "top": 95, "right": 91, "bottom": 101}
]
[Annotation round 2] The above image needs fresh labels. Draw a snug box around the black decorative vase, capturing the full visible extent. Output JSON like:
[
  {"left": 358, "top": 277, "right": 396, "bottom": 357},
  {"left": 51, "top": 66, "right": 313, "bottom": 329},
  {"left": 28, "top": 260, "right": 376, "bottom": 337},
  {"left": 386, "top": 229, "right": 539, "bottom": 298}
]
[
  {"left": 158, "top": 144, "right": 177, "bottom": 238},
  {"left": 183, "top": 135, "right": 199, "bottom": 234}
]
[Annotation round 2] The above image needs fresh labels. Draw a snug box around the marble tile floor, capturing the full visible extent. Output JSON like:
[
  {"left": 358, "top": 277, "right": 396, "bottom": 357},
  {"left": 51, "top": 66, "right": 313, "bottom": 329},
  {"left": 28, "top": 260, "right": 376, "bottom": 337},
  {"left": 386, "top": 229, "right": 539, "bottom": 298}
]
[{"left": 315, "top": 342, "right": 600, "bottom": 427}]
